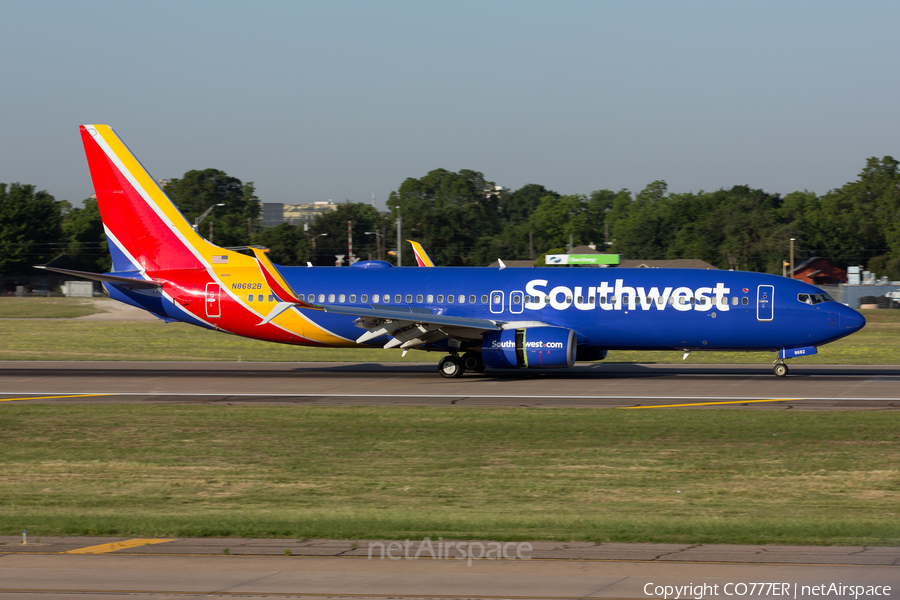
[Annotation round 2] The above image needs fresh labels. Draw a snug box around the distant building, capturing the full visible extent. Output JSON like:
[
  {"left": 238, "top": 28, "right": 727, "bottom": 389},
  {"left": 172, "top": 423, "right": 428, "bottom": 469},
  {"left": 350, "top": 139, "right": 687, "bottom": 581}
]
[
  {"left": 792, "top": 257, "right": 846, "bottom": 285},
  {"left": 616, "top": 259, "right": 718, "bottom": 269},
  {"left": 261, "top": 203, "right": 285, "bottom": 227},
  {"left": 283, "top": 201, "right": 339, "bottom": 225},
  {"left": 486, "top": 259, "right": 538, "bottom": 268},
  {"left": 259, "top": 200, "right": 340, "bottom": 228}
]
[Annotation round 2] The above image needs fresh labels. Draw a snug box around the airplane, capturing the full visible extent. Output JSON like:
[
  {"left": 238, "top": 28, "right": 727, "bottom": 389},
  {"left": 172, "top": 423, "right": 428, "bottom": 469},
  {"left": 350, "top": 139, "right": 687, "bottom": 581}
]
[{"left": 37, "top": 125, "right": 866, "bottom": 379}]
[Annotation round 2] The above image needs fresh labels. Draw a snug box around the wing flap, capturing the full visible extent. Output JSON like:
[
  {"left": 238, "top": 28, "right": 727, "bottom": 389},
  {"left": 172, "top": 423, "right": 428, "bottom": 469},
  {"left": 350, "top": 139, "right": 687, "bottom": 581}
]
[{"left": 321, "top": 304, "right": 502, "bottom": 332}]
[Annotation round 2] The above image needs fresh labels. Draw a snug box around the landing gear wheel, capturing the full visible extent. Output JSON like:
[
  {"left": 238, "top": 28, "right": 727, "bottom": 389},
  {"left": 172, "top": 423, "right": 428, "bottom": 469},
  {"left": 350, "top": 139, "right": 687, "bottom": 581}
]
[
  {"left": 439, "top": 355, "right": 464, "bottom": 378},
  {"left": 774, "top": 363, "right": 789, "bottom": 378},
  {"left": 461, "top": 352, "right": 484, "bottom": 373}
]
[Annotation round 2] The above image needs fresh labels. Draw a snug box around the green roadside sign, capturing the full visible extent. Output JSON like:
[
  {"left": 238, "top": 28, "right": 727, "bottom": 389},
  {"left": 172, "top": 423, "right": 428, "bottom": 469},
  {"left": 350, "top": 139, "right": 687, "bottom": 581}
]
[{"left": 545, "top": 254, "right": 620, "bottom": 266}]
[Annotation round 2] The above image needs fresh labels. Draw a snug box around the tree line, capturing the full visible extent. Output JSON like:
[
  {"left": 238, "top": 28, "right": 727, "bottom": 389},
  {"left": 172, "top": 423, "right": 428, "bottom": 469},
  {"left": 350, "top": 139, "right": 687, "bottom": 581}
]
[{"left": 2, "top": 156, "right": 899, "bottom": 280}]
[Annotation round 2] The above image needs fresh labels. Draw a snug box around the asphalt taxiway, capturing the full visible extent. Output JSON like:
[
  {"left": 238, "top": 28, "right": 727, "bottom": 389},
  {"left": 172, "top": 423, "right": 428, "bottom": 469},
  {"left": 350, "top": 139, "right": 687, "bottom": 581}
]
[
  {"left": 1, "top": 361, "right": 899, "bottom": 409},
  {"left": 1, "top": 537, "right": 897, "bottom": 599}
]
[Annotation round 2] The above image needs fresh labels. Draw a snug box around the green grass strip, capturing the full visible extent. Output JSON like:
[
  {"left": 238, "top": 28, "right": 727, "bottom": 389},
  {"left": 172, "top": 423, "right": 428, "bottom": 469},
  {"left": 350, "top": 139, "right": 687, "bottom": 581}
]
[
  {"left": 2, "top": 310, "right": 899, "bottom": 364},
  {"left": 1, "top": 405, "right": 897, "bottom": 545}
]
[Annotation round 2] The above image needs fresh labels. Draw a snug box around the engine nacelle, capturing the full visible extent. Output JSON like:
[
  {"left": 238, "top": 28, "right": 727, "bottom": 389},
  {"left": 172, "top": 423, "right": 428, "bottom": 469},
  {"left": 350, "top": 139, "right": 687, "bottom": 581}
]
[{"left": 481, "top": 327, "right": 576, "bottom": 369}]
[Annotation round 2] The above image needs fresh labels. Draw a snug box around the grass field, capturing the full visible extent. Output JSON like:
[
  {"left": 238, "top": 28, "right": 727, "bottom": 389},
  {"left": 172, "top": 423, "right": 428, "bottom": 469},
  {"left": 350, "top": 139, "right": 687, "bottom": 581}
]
[
  {"left": 0, "top": 297, "right": 106, "bottom": 319},
  {"left": 1, "top": 299, "right": 899, "bottom": 363},
  {"left": 0, "top": 405, "right": 897, "bottom": 545}
]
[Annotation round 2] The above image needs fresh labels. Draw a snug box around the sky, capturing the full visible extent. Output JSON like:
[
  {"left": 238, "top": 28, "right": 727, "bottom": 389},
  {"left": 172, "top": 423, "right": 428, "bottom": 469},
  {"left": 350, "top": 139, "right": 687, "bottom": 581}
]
[{"left": 2, "top": 0, "right": 899, "bottom": 208}]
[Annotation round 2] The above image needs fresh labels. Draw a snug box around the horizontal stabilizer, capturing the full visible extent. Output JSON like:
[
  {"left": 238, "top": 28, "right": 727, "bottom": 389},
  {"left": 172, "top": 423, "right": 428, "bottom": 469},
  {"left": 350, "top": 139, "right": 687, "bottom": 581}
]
[{"left": 34, "top": 266, "right": 161, "bottom": 289}]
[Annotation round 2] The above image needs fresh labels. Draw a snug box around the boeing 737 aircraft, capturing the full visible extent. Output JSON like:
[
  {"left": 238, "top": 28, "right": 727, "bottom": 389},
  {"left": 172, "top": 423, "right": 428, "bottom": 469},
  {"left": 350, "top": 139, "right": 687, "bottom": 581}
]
[{"left": 38, "top": 125, "right": 866, "bottom": 378}]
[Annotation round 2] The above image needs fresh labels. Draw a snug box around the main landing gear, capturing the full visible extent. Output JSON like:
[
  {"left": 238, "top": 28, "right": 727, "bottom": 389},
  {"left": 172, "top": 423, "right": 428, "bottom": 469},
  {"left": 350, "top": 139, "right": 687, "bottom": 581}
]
[
  {"left": 773, "top": 359, "right": 789, "bottom": 378},
  {"left": 438, "top": 352, "right": 484, "bottom": 378}
]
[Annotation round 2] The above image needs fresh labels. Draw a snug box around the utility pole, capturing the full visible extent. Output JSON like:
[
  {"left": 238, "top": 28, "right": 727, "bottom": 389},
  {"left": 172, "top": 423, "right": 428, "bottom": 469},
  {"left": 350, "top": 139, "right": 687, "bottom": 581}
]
[
  {"left": 396, "top": 208, "right": 402, "bottom": 267},
  {"left": 790, "top": 238, "right": 795, "bottom": 280},
  {"left": 347, "top": 220, "right": 354, "bottom": 264}
]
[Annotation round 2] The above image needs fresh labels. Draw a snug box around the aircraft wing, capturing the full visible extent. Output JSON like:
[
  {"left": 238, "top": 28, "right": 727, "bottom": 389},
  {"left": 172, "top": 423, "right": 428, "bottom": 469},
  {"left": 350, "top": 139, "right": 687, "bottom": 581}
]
[
  {"left": 319, "top": 303, "right": 502, "bottom": 349},
  {"left": 34, "top": 266, "right": 162, "bottom": 289}
]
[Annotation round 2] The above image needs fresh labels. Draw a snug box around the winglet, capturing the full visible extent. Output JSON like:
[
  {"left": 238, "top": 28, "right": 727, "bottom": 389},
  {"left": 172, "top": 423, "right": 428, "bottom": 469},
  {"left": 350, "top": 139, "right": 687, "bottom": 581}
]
[
  {"left": 498, "top": 259, "right": 506, "bottom": 270},
  {"left": 250, "top": 248, "right": 316, "bottom": 308},
  {"left": 407, "top": 240, "right": 435, "bottom": 267}
]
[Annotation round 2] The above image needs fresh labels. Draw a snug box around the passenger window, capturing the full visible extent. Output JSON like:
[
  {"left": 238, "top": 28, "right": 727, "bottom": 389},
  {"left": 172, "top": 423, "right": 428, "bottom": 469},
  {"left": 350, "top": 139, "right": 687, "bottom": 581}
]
[
  {"left": 469, "top": 295, "right": 476, "bottom": 304},
  {"left": 576, "top": 296, "right": 583, "bottom": 304},
  {"left": 349, "top": 294, "right": 356, "bottom": 303},
  {"left": 371, "top": 294, "right": 379, "bottom": 303},
  {"left": 448, "top": 295, "right": 454, "bottom": 303},
  {"left": 600, "top": 296, "right": 606, "bottom": 305},
  {"left": 248, "top": 295, "right": 254, "bottom": 302},
  {"left": 405, "top": 294, "right": 412, "bottom": 303},
  {"left": 360, "top": 294, "right": 367, "bottom": 303},
  {"left": 258, "top": 294, "right": 264, "bottom": 302},
  {"left": 731, "top": 296, "right": 737, "bottom": 306},
  {"left": 328, "top": 294, "right": 335, "bottom": 303},
  {"left": 589, "top": 296, "right": 595, "bottom": 303},
  {"left": 339, "top": 294, "right": 346, "bottom": 303},
  {"left": 384, "top": 295, "right": 390, "bottom": 303},
  {"left": 416, "top": 294, "right": 423, "bottom": 303},
  {"left": 690, "top": 297, "right": 696, "bottom": 305},
  {"left": 427, "top": 295, "right": 433, "bottom": 303},
  {"left": 297, "top": 294, "right": 304, "bottom": 301},
  {"left": 395, "top": 294, "right": 402, "bottom": 303},
  {"left": 513, "top": 295, "right": 521, "bottom": 304},
  {"left": 318, "top": 294, "right": 325, "bottom": 303},
  {"left": 742, "top": 297, "right": 748, "bottom": 305},
  {"left": 437, "top": 295, "right": 444, "bottom": 303},
  {"left": 493, "top": 294, "right": 501, "bottom": 304},
  {"left": 267, "top": 295, "right": 274, "bottom": 302},
  {"left": 482, "top": 295, "right": 488, "bottom": 303}
]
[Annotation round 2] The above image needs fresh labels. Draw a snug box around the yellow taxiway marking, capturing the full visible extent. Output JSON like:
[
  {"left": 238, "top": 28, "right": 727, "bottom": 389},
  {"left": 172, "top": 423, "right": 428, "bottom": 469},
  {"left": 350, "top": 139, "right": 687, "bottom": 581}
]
[
  {"left": 65, "top": 539, "right": 176, "bottom": 554},
  {"left": 0, "top": 394, "right": 113, "bottom": 403},
  {"left": 620, "top": 398, "right": 793, "bottom": 409}
]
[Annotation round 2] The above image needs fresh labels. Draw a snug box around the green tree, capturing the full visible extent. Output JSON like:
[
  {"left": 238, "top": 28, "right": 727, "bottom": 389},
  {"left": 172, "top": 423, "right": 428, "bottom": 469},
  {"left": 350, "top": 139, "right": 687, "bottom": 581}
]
[
  {"left": 164, "top": 169, "right": 260, "bottom": 247},
  {"left": 813, "top": 156, "right": 900, "bottom": 276},
  {"left": 387, "top": 169, "right": 503, "bottom": 266},
  {"left": 528, "top": 194, "right": 593, "bottom": 252},
  {"left": 60, "top": 198, "right": 111, "bottom": 272},
  {"left": 0, "top": 183, "right": 63, "bottom": 276},
  {"left": 252, "top": 223, "right": 311, "bottom": 266},
  {"left": 309, "top": 202, "right": 384, "bottom": 265}
]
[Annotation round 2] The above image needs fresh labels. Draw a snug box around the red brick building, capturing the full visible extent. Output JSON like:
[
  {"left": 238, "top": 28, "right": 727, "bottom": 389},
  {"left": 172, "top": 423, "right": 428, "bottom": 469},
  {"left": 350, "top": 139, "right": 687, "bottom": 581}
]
[{"left": 792, "top": 258, "right": 847, "bottom": 285}]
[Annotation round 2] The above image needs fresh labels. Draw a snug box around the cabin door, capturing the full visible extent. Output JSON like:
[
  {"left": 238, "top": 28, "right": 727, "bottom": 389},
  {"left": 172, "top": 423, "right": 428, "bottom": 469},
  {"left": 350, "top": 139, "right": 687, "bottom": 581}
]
[
  {"left": 205, "top": 282, "right": 222, "bottom": 318},
  {"left": 757, "top": 285, "right": 774, "bottom": 321}
]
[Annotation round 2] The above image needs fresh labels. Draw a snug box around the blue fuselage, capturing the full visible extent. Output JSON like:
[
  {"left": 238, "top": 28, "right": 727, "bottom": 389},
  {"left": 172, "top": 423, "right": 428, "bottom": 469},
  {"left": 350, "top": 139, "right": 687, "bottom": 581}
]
[{"left": 275, "top": 266, "right": 864, "bottom": 353}]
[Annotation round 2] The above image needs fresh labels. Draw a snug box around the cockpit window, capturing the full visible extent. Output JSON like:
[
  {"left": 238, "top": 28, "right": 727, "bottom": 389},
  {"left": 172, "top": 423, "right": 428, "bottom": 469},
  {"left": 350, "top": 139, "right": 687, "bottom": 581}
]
[{"left": 798, "top": 293, "right": 835, "bottom": 305}]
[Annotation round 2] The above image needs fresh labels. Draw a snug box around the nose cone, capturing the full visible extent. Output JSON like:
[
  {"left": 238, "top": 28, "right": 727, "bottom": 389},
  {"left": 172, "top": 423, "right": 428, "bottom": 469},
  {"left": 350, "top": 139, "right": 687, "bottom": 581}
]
[{"left": 839, "top": 306, "right": 866, "bottom": 334}]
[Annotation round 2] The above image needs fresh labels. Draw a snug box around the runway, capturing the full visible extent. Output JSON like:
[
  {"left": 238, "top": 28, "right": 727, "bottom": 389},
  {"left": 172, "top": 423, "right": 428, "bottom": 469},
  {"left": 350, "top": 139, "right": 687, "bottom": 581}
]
[
  {"left": 1, "top": 537, "right": 897, "bottom": 599},
  {"left": 1, "top": 361, "right": 899, "bottom": 409}
]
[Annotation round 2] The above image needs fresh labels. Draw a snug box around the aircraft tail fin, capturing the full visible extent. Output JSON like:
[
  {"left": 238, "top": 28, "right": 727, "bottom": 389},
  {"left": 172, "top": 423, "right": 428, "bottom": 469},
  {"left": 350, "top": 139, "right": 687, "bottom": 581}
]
[{"left": 79, "top": 124, "right": 223, "bottom": 274}]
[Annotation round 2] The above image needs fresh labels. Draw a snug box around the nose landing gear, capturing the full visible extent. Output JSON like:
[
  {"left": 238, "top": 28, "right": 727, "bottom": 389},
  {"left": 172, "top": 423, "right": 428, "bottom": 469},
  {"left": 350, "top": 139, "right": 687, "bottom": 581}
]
[{"left": 773, "top": 359, "right": 789, "bottom": 378}]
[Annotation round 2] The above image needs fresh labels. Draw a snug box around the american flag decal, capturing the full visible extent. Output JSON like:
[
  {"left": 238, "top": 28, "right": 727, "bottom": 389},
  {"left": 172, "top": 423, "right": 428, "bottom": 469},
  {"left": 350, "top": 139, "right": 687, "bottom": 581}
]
[{"left": 212, "top": 255, "right": 228, "bottom": 264}]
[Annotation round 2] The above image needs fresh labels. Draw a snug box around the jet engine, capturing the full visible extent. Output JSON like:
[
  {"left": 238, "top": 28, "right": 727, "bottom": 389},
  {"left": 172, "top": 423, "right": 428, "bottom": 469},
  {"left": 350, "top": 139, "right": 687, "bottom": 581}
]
[{"left": 481, "top": 327, "right": 576, "bottom": 369}]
